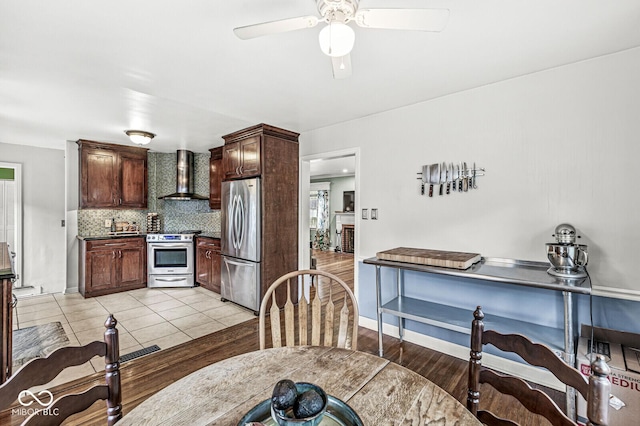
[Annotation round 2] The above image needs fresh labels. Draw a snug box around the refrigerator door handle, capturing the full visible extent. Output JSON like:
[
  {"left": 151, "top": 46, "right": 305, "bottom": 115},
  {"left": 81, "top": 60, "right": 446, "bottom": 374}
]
[
  {"left": 237, "top": 194, "right": 245, "bottom": 249},
  {"left": 227, "top": 193, "right": 233, "bottom": 250},
  {"left": 231, "top": 194, "right": 240, "bottom": 250}
]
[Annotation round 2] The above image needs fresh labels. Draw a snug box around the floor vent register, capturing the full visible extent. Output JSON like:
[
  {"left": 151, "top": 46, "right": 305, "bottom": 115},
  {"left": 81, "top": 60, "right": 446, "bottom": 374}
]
[{"left": 120, "top": 345, "right": 161, "bottom": 363}]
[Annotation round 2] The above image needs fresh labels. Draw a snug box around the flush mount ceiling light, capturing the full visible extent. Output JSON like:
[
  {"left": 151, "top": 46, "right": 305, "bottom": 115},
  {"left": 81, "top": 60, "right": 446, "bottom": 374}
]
[
  {"left": 318, "top": 21, "right": 355, "bottom": 57},
  {"left": 125, "top": 130, "right": 155, "bottom": 145}
]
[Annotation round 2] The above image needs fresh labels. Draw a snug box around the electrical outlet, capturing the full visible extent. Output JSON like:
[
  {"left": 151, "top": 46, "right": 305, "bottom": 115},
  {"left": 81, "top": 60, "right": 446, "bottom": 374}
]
[{"left": 104, "top": 219, "right": 111, "bottom": 228}]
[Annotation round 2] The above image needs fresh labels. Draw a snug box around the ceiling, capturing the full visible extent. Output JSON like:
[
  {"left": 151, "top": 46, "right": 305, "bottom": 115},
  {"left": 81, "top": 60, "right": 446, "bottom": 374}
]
[
  {"left": 310, "top": 155, "right": 355, "bottom": 178},
  {"left": 2, "top": 1, "right": 640, "bottom": 153}
]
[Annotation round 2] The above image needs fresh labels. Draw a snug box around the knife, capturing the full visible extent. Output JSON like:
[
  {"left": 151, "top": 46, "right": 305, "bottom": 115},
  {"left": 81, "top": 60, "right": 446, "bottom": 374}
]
[
  {"left": 421, "top": 165, "right": 429, "bottom": 195},
  {"left": 446, "top": 163, "right": 452, "bottom": 194},
  {"left": 452, "top": 163, "right": 458, "bottom": 192},
  {"left": 463, "top": 162, "right": 469, "bottom": 192},
  {"left": 439, "top": 162, "right": 446, "bottom": 196},
  {"left": 472, "top": 162, "right": 478, "bottom": 189},
  {"left": 429, "top": 163, "right": 439, "bottom": 197},
  {"left": 458, "top": 162, "right": 463, "bottom": 192}
]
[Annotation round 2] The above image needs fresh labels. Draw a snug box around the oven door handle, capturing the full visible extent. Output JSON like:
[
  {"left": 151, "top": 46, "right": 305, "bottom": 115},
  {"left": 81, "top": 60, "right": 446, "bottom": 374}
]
[
  {"left": 148, "top": 243, "right": 190, "bottom": 248},
  {"left": 153, "top": 277, "right": 189, "bottom": 282}
]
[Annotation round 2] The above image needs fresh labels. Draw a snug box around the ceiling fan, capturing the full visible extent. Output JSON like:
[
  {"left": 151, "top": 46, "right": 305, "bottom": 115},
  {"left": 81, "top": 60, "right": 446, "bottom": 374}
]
[{"left": 233, "top": 0, "right": 450, "bottom": 79}]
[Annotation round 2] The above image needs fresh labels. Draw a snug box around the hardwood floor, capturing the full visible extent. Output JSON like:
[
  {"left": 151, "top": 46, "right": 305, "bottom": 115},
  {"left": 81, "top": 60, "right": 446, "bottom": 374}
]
[
  {"left": 312, "top": 249, "right": 354, "bottom": 289},
  {"left": 311, "top": 249, "right": 355, "bottom": 306},
  {"left": 0, "top": 253, "right": 564, "bottom": 425}
]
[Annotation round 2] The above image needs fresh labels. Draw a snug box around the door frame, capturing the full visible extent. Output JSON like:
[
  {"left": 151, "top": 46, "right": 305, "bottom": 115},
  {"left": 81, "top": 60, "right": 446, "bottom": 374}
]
[
  {"left": 0, "top": 162, "right": 22, "bottom": 287},
  {"left": 299, "top": 148, "right": 360, "bottom": 298}
]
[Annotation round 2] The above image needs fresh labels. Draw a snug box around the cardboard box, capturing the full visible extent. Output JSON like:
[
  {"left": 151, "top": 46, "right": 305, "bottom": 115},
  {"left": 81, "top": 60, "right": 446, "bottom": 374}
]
[{"left": 576, "top": 325, "right": 640, "bottom": 426}]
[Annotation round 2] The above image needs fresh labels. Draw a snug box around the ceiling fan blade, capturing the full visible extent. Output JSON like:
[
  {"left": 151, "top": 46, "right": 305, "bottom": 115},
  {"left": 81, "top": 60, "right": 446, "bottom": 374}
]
[
  {"left": 355, "top": 8, "right": 450, "bottom": 32},
  {"left": 233, "top": 15, "right": 319, "bottom": 40},
  {"left": 331, "top": 55, "right": 352, "bottom": 79}
]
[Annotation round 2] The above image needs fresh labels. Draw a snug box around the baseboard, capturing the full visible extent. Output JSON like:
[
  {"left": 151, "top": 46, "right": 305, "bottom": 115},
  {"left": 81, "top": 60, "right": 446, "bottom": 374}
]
[
  {"left": 359, "top": 316, "right": 566, "bottom": 391},
  {"left": 13, "top": 286, "right": 42, "bottom": 298}
]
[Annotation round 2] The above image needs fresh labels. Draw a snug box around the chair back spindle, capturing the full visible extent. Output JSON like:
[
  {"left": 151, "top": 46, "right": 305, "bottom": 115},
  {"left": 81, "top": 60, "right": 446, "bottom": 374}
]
[{"left": 259, "top": 270, "right": 359, "bottom": 350}]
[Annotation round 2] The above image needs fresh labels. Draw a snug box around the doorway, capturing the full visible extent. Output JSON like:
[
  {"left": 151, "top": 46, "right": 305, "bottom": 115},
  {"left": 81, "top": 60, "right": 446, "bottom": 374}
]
[
  {"left": 300, "top": 149, "right": 359, "bottom": 297},
  {"left": 0, "top": 162, "right": 22, "bottom": 288}
]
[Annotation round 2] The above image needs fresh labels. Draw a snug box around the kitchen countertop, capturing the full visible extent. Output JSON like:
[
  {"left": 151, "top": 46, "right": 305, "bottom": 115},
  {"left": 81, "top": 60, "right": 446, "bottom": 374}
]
[
  {"left": 0, "top": 242, "right": 15, "bottom": 280},
  {"left": 77, "top": 234, "right": 147, "bottom": 241},
  {"left": 77, "top": 232, "right": 221, "bottom": 241},
  {"left": 196, "top": 232, "right": 221, "bottom": 239}
]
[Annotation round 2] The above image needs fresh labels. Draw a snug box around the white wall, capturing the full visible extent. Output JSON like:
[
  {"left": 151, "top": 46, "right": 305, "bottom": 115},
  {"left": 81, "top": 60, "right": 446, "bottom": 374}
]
[
  {"left": 0, "top": 142, "right": 66, "bottom": 294},
  {"left": 300, "top": 47, "right": 640, "bottom": 299},
  {"left": 66, "top": 140, "right": 79, "bottom": 293}
]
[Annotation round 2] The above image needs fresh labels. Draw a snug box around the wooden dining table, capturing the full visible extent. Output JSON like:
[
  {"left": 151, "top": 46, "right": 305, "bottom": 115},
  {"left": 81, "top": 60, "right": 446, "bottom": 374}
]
[{"left": 118, "top": 345, "right": 481, "bottom": 425}]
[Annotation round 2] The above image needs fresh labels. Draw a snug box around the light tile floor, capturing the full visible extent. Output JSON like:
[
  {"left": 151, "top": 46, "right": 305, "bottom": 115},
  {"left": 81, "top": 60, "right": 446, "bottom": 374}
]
[{"left": 13, "top": 286, "right": 255, "bottom": 388}]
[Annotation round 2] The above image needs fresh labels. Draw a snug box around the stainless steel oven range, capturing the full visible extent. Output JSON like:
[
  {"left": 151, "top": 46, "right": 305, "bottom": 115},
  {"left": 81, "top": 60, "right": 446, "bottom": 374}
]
[{"left": 147, "top": 233, "right": 195, "bottom": 288}]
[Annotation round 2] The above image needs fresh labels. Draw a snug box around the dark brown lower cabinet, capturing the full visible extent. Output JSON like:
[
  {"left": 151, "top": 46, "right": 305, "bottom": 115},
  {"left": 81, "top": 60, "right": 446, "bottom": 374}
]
[
  {"left": 79, "top": 237, "right": 146, "bottom": 297},
  {"left": 196, "top": 237, "right": 221, "bottom": 293}
]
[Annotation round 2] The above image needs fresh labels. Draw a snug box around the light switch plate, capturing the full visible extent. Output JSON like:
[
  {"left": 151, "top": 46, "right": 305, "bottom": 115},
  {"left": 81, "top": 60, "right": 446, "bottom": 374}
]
[
  {"left": 104, "top": 219, "right": 111, "bottom": 227},
  {"left": 362, "top": 208, "right": 368, "bottom": 220}
]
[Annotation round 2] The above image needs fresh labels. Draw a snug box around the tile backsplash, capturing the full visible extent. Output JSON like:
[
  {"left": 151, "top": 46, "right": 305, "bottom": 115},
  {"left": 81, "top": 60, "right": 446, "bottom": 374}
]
[
  {"left": 78, "top": 151, "right": 221, "bottom": 236},
  {"left": 162, "top": 201, "right": 221, "bottom": 233},
  {"left": 78, "top": 209, "right": 147, "bottom": 235}
]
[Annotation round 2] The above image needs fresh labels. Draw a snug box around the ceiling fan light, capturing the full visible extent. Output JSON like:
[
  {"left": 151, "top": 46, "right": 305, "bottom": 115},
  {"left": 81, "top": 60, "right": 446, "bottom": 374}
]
[
  {"left": 125, "top": 130, "right": 155, "bottom": 145},
  {"left": 318, "top": 22, "right": 355, "bottom": 57}
]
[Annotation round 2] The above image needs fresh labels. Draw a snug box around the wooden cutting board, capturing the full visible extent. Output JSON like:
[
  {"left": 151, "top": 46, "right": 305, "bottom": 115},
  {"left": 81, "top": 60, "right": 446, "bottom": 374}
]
[{"left": 377, "top": 247, "right": 481, "bottom": 269}]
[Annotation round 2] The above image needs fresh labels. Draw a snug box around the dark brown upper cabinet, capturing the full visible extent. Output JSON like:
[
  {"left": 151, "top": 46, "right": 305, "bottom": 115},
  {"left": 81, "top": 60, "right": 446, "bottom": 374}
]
[
  {"left": 222, "top": 135, "right": 261, "bottom": 180},
  {"left": 78, "top": 140, "right": 148, "bottom": 209}
]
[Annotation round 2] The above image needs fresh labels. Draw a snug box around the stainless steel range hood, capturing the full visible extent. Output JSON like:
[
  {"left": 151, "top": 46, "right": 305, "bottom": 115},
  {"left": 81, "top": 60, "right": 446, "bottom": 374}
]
[{"left": 158, "top": 150, "right": 209, "bottom": 200}]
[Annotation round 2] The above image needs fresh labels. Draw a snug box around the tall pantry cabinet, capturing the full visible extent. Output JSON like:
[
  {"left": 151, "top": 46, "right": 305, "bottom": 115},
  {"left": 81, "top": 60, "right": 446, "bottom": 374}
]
[{"left": 221, "top": 124, "right": 299, "bottom": 306}]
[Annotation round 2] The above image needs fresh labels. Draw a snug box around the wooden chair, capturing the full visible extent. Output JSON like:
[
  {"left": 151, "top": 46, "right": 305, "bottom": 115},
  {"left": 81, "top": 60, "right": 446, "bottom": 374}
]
[
  {"left": 259, "top": 269, "right": 359, "bottom": 350},
  {"left": 0, "top": 314, "right": 122, "bottom": 425},
  {"left": 467, "top": 306, "right": 610, "bottom": 426}
]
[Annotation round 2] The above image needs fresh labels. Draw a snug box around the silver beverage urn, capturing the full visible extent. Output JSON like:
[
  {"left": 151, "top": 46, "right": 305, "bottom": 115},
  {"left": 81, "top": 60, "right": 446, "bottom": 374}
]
[{"left": 546, "top": 223, "right": 588, "bottom": 278}]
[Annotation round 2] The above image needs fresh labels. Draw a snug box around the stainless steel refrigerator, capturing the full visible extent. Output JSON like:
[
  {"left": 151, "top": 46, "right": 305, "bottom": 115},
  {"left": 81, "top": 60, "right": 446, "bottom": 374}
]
[{"left": 221, "top": 177, "right": 261, "bottom": 312}]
